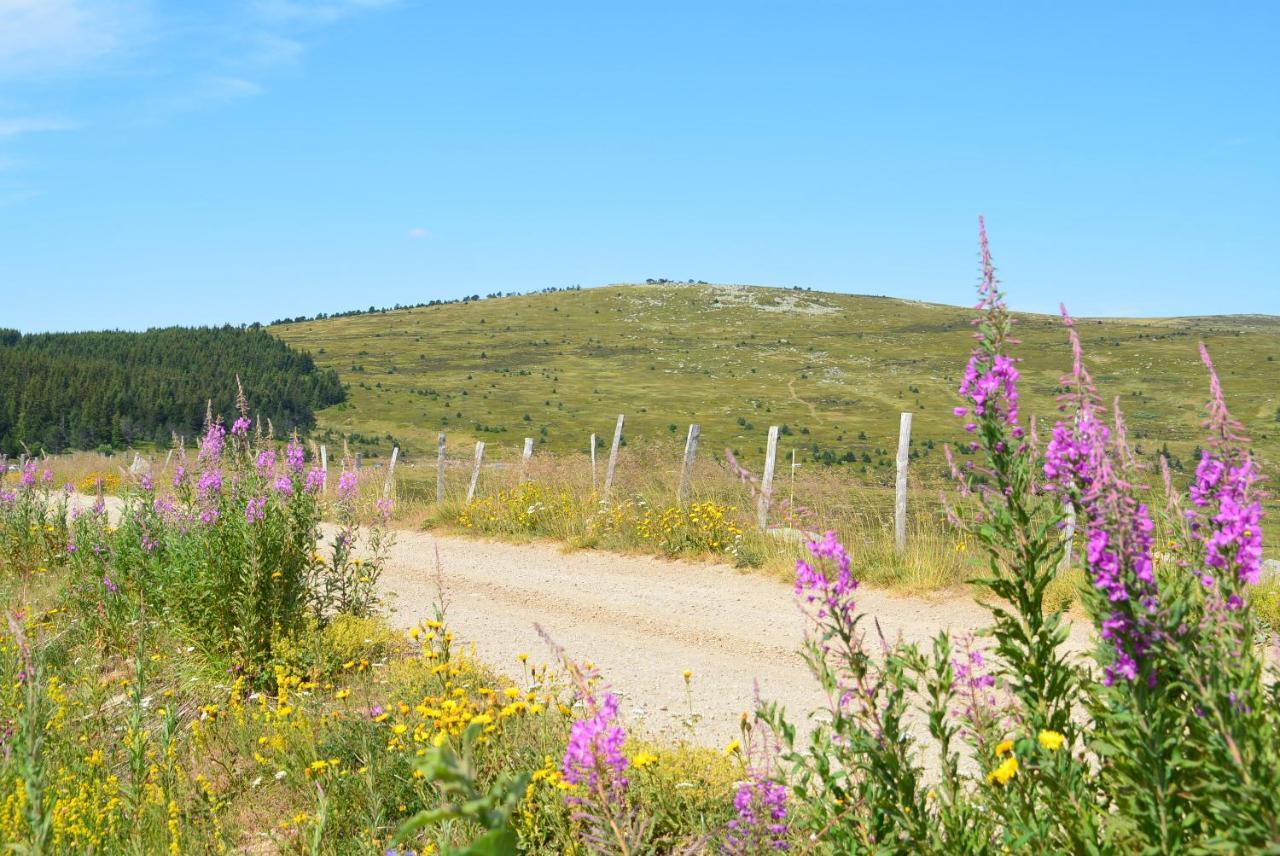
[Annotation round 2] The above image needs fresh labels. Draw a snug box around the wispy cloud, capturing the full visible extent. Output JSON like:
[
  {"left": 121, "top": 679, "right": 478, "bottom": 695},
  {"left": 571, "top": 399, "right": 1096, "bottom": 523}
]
[
  {"left": 253, "top": 0, "right": 400, "bottom": 25},
  {"left": 0, "top": 0, "right": 148, "bottom": 80},
  {"left": 142, "top": 75, "right": 263, "bottom": 119},
  {"left": 240, "top": 32, "right": 305, "bottom": 68},
  {"left": 0, "top": 115, "right": 80, "bottom": 138}
]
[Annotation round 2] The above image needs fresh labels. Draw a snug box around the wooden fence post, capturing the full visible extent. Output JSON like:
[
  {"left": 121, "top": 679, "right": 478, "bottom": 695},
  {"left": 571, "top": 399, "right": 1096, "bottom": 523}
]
[
  {"left": 757, "top": 425, "right": 779, "bottom": 531},
  {"left": 677, "top": 424, "right": 700, "bottom": 503},
  {"left": 520, "top": 437, "right": 534, "bottom": 482},
  {"left": 603, "top": 415, "right": 624, "bottom": 498},
  {"left": 436, "top": 433, "right": 446, "bottom": 504},
  {"left": 383, "top": 446, "right": 399, "bottom": 500},
  {"left": 589, "top": 433, "right": 597, "bottom": 492},
  {"left": 320, "top": 444, "right": 328, "bottom": 494},
  {"left": 895, "top": 412, "right": 913, "bottom": 552},
  {"left": 466, "top": 441, "right": 485, "bottom": 502},
  {"left": 1061, "top": 501, "right": 1076, "bottom": 569}
]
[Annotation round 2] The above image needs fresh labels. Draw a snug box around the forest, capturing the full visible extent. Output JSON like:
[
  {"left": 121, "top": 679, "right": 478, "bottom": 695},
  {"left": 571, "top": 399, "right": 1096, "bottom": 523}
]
[{"left": 0, "top": 326, "right": 345, "bottom": 455}]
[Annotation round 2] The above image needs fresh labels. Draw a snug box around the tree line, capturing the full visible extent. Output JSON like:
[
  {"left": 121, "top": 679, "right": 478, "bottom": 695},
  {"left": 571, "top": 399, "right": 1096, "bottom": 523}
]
[{"left": 0, "top": 326, "right": 345, "bottom": 455}]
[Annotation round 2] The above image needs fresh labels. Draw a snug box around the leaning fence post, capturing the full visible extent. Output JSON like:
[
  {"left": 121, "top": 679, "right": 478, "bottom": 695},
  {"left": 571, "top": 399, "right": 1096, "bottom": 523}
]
[
  {"left": 603, "top": 414, "right": 624, "bottom": 498},
  {"left": 383, "top": 446, "right": 399, "bottom": 500},
  {"left": 677, "top": 424, "right": 700, "bottom": 504},
  {"left": 436, "top": 433, "right": 446, "bottom": 504},
  {"left": 320, "top": 444, "right": 328, "bottom": 494},
  {"left": 757, "top": 425, "right": 779, "bottom": 531},
  {"left": 895, "top": 412, "right": 913, "bottom": 552},
  {"left": 466, "top": 441, "right": 485, "bottom": 502},
  {"left": 520, "top": 437, "right": 534, "bottom": 482},
  {"left": 589, "top": 433, "right": 597, "bottom": 492}
]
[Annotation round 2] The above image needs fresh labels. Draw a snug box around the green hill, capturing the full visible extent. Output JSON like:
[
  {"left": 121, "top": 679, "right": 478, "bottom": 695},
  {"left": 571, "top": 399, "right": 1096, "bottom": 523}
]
[{"left": 271, "top": 284, "right": 1280, "bottom": 477}]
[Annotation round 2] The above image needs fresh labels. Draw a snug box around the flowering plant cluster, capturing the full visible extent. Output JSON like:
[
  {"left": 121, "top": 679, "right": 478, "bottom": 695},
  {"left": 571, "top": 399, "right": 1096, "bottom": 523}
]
[
  {"left": 757, "top": 221, "right": 1278, "bottom": 852},
  {"left": 457, "top": 481, "right": 747, "bottom": 560},
  {"left": 59, "top": 393, "right": 393, "bottom": 678}
]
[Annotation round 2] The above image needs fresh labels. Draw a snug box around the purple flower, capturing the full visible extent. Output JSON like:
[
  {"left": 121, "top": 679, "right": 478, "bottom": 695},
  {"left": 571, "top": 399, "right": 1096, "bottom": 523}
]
[
  {"left": 245, "top": 496, "right": 267, "bottom": 524},
  {"left": 139, "top": 473, "right": 153, "bottom": 492},
  {"left": 562, "top": 692, "right": 629, "bottom": 797},
  {"left": 255, "top": 449, "right": 276, "bottom": 478},
  {"left": 337, "top": 470, "right": 358, "bottom": 500},
  {"left": 231, "top": 416, "right": 252, "bottom": 437},
  {"left": 375, "top": 497, "right": 392, "bottom": 521},
  {"left": 1047, "top": 310, "right": 1162, "bottom": 686},
  {"left": 19, "top": 460, "right": 36, "bottom": 488},
  {"left": 304, "top": 467, "right": 325, "bottom": 494},
  {"left": 196, "top": 469, "right": 222, "bottom": 498},
  {"left": 285, "top": 439, "right": 306, "bottom": 473},
  {"left": 198, "top": 422, "right": 226, "bottom": 464},
  {"left": 795, "top": 531, "right": 858, "bottom": 624},
  {"left": 172, "top": 465, "right": 187, "bottom": 487},
  {"left": 1184, "top": 347, "right": 1265, "bottom": 594},
  {"left": 103, "top": 575, "right": 118, "bottom": 594},
  {"left": 724, "top": 776, "right": 789, "bottom": 853},
  {"left": 273, "top": 475, "right": 293, "bottom": 496}
]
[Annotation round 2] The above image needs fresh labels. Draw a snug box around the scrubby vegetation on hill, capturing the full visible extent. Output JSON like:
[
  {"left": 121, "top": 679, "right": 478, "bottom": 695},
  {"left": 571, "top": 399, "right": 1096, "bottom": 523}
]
[
  {"left": 0, "top": 326, "right": 344, "bottom": 455},
  {"left": 271, "top": 283, "right": 1279, "bottom": 482}
]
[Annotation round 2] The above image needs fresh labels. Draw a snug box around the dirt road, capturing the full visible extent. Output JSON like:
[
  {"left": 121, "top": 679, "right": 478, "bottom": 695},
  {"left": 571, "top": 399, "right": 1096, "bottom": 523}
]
[
  {"left": 377, "top": 530, "right": 1093, "bottom": 747},
  {"left": 74, "top": 495, "right": 1093, "bottom": 748}
]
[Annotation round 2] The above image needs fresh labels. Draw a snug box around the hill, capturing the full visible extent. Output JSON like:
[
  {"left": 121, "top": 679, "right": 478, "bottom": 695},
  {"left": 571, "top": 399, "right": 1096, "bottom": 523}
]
[
  {"left": 0, "top": 326, "right": 345, "bottom": 455},
  {"left": 270, "top": 284, "right": 1280, "bottom": 476}
]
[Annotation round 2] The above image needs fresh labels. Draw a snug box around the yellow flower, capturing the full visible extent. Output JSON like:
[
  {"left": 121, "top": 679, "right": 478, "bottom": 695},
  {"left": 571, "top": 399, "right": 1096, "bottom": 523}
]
[
  {"left": 724, "top": 739, "right": 741, "bottom": 756},
  {"left": 1038, "top": 730, "right": 1065, "bottom": 752},
  {"left": 334, "top": 689, "right": 350, "bottom": 700},
  {"left": 987, "top": 756, "right": 1018, "bottom": 786},
  {"left": 994, "top": 739, "right": 1014, "bottom": 757},
  {"left": 631, "top": 751, "right": 658, "bottom": 769},
  {"left": 682, "top": 670, "right": 692, "bottom": 682}
]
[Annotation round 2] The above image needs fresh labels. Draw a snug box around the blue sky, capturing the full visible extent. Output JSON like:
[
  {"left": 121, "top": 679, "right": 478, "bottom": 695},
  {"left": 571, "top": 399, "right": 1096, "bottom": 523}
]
[{"left": 1, "top": 1, "right": 1276, "bottom": 332}]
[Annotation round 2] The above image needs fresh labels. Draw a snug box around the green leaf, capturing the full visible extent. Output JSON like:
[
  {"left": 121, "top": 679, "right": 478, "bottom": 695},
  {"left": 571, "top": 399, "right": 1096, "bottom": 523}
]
[{"left": 458, "top": 827, "right": 519, "bottom": 856}]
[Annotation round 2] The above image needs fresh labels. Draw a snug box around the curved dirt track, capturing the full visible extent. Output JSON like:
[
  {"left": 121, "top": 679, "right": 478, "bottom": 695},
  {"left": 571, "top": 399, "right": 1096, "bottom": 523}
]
[{"left": 377, "top": 531, "right": 1093, "bottom": 747}]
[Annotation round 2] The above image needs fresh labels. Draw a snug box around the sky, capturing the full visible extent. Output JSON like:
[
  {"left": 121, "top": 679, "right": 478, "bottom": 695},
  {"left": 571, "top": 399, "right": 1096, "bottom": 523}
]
[{"left": 1, "top": 1, "right": 1277, "bottom": 333}]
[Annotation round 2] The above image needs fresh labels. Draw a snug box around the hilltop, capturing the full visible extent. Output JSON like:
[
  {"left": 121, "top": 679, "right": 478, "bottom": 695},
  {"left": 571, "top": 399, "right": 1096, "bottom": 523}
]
[{"left": 270, "top": 284, "right": 1280, "bottom": 475}]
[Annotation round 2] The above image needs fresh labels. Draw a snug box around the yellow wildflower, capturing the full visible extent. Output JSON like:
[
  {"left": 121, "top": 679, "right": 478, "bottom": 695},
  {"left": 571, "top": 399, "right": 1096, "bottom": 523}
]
[
  {"left": 1038, "top": 730, "right": 1065, "bottom": 752},
  {"left": 987, "top": 756, "right": 1018, "bottom": 786},
  {"left": 995, "top": 739, "right": 1014, "bottom": 757},
  {"left": 631, "top": 751, "right": 658, "bottom": 769}
]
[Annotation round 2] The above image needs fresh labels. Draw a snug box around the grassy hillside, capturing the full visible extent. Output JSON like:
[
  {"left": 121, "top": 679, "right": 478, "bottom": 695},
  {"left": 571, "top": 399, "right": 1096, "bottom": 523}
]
[{"left": 272, "top": 284, "right": 1280, "bottom": 479}]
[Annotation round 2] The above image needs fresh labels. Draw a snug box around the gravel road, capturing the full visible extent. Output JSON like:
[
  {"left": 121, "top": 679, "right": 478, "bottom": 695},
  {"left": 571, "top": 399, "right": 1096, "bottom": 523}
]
[
  {"left": 377, "top": 530, "right": 1093, "bottom": 747},
  {"left": 72, "top": 495, "right": 1094, "bottom": 749}
]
